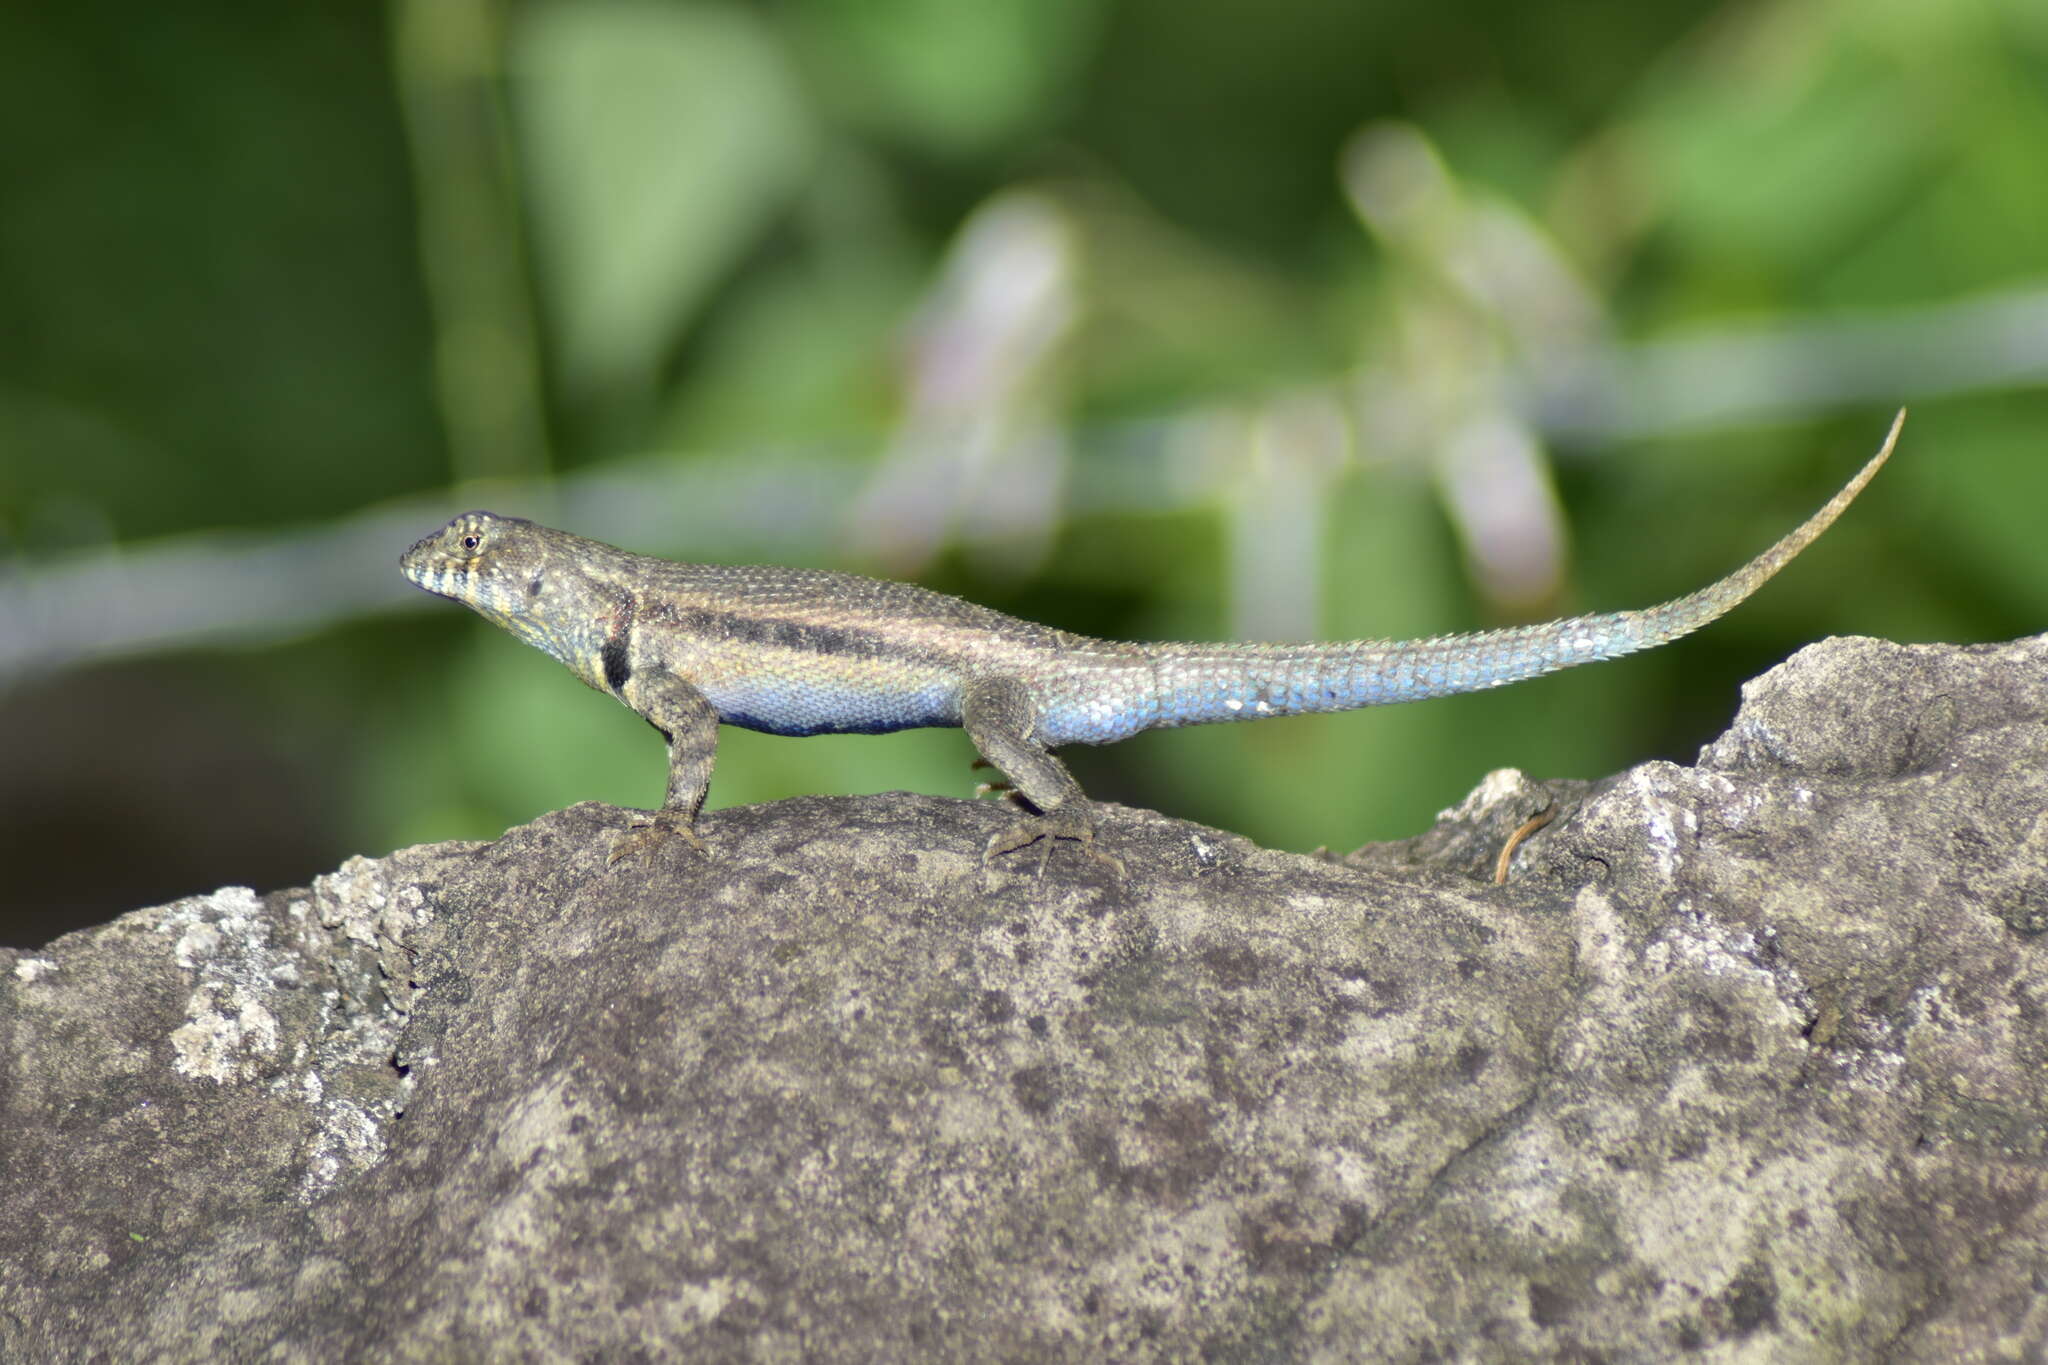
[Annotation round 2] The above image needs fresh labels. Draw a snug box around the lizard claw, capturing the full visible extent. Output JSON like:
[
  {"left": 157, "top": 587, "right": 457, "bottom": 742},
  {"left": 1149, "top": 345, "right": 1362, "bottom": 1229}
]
[
  {"left": 607, "top": 811, "right": 708, "bottom": 867},
  {"left": 985, "top": 807, "right": 1124, "bottom": 878}
]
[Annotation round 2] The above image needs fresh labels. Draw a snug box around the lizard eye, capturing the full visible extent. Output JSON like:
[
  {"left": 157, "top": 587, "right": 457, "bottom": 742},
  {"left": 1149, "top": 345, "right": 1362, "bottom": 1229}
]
[{"left": 461, "top": 533, "right": 482, "bottom": 551}]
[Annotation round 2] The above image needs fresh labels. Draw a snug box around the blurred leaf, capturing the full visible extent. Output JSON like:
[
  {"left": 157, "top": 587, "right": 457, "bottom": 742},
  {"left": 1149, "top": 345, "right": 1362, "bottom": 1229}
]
[
  {"left": 794, "top": 0, "right": 1101, "bottom": 153},
  {"left": 1638, "top": 39, "right": 1929, "bottom": 276},
  {"left": 511, "top": 1, "right": 816, "bottom": 399},
  {"left": 659, "top": 243, "right": 914, "bottom": 450}
]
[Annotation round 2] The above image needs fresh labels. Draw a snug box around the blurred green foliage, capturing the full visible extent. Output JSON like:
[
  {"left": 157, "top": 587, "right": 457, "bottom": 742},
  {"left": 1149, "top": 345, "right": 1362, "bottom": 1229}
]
[{"left": 3, "top": 0, "right": 2044, "bottom": 942}]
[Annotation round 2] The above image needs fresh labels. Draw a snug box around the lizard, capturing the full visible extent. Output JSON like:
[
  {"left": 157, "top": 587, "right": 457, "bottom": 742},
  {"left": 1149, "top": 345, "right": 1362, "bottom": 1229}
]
[{"left": 401, "top": 409, "right": 1902, "bottom": 871}]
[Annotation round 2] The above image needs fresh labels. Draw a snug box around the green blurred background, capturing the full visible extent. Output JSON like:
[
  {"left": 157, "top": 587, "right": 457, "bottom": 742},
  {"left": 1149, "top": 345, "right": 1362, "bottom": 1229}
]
[{"left": 4, "top": 0, "right": 2044, "bottom": 945}]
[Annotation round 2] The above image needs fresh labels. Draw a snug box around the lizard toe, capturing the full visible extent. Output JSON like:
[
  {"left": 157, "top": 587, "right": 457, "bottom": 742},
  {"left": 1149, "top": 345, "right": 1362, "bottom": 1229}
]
[
  {"left": 607, "top": 811, "right": 708, "bottom": 867},
  {"left": 985, "top": 807, "right": 1122, "bottom": 878}
]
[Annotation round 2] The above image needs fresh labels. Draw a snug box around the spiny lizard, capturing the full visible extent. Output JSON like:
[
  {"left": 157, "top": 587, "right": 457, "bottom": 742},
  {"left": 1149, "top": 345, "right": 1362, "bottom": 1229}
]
[{"left": 401, "top": 411, "right": 1903, "bottom": 870}]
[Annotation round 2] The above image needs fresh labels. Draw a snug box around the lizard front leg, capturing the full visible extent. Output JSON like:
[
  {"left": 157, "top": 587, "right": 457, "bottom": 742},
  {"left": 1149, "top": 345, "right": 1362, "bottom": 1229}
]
[
  {"left": 608, "top": 670, "right": 720, "bottom": 865},
  {"left": 961, "top": 676, "right": 1122, "bottom": 875}
]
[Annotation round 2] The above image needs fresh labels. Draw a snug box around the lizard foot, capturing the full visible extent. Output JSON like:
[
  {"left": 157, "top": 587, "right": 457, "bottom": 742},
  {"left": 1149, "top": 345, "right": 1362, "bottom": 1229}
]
[
  {"left": 985, "top": 807, "right": 1124, "bottom": 878},
  {"left": 607, "top": 811, "right": 708, "bottom": 867}
]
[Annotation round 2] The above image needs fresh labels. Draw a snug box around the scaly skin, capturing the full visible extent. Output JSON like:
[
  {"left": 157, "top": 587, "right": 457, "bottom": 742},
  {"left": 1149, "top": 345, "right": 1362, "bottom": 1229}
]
[{"left": 401, "top": 410, "right": 1903, "bottom": 869}]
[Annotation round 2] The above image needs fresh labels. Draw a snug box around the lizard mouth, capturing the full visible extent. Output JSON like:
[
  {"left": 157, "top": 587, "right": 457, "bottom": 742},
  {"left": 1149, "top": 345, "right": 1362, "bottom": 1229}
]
[{"left": 400, "top": 536, "right": 459, "bottom": 595}]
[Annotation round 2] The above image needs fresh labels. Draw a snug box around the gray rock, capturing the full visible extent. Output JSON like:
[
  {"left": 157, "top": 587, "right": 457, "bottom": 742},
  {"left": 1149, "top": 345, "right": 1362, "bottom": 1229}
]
[{"left": 3, "top": 635, "right": 2045, "bottom": 1362}]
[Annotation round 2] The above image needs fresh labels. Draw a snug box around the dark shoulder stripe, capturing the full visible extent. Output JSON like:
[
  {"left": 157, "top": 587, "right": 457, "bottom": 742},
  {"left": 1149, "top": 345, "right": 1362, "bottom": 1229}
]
[{"left": 601, "top": 625, "right": 632, "bottom": 695}]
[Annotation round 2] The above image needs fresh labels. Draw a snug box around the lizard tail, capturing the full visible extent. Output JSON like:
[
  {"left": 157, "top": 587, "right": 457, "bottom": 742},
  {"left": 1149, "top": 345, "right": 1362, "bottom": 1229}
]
[{"left": 1143, "top": 409, "right": 1904, "bottom": 728}]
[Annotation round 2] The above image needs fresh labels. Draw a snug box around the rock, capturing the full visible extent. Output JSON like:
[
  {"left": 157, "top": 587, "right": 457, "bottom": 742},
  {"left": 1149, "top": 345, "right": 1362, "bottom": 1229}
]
[{"left": 3, "top": 635, "right": 2045, "bottom": 1361}]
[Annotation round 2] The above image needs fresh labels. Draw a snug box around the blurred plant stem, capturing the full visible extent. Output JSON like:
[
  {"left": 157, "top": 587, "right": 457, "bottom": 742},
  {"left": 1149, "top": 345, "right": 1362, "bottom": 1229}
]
[{"left": 391, "top": 0, "right": 552, "bottom": 489}]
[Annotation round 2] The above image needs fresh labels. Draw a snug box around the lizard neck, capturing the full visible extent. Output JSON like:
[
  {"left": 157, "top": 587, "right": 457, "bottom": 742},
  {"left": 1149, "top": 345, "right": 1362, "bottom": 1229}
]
[{"left": 478, "top": 567, "right": 624, "bottom": 695}]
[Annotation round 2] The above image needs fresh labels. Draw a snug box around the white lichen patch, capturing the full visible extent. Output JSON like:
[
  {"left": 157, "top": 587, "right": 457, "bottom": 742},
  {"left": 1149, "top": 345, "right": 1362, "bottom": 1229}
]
[
  {"left": 1436, "top": 767, "right": 1531, "bottom": 824},
  {"left": 144, "top": 877, "right": 425, "bottom": 1202},
  {"left": 309, "top": 856, "right": 432, "bottom": 1018},
  {"left": 173, "top": 920, "right": 221, "bottom": 969},
  {"left": 297, "top": 1100, "right": 393, "bottom": 1202},
  {"left": 13, "top": 957, "right": 58, "bottom": 982},
  {"left": 1624, "top": 765, "right": 1698, "bottom": 880},
  {"left": 170, "top": 983, "right": 282, "bottom": 1083},
  {"left": 313, "top": 855, "right": 433, "bottom": 950},
  {"left": 158, "top": 887, "right": 294, "bottom": 1087},
  {"left": 161, "top": 886, "right": 266, "bottom": 969},
  {"left": 666, "top": 1275, "right": 746, "bottom": 1328},
  {"left": 1570, "top": 886, "right": 1635, "bottom": 987}
]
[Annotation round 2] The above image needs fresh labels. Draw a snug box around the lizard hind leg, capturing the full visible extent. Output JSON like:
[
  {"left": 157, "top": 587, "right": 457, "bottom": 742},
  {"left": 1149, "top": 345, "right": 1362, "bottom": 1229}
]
[{"left": 961, "top": 675, "right": 1124, "bottom": 876}]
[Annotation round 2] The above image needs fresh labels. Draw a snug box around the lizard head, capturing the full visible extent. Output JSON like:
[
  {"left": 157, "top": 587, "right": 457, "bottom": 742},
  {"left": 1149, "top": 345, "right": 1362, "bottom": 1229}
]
[{"left": 402, "top": 511, "right": 557, "bottom": 638}]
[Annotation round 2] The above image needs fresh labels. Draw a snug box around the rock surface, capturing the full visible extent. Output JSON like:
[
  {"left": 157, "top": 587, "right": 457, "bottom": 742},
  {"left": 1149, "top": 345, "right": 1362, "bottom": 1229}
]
[{"left": 3, "top": 635, "right": 2046, "bottom": 1362}]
